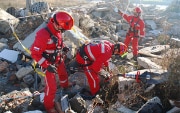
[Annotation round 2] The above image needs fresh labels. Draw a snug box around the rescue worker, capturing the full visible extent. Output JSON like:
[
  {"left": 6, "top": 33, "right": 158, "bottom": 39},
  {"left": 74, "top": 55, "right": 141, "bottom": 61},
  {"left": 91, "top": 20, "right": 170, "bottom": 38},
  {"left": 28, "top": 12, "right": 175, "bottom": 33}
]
[
  {"left": 30, "top": 11, "right": 74, "bottom": 113},
  {"left": 117, "top": 7, "right": 145, "bottom": 60},
  {"left": 75, "top": 40, "right": 127, "bottom": 96}
]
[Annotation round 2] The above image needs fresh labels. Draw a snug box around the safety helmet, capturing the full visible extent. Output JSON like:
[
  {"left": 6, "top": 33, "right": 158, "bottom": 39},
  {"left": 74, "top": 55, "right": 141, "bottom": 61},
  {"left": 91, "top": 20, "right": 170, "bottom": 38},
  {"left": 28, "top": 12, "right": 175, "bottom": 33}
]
[
  {"left": 52, "top": 11, "right": 74, "bottom": 30},
  {"left": 133, "top": 7, "right": 142, "bottom": 14},
  {"left": 113, "top": 42, "right": 127, "bottom": 56}
]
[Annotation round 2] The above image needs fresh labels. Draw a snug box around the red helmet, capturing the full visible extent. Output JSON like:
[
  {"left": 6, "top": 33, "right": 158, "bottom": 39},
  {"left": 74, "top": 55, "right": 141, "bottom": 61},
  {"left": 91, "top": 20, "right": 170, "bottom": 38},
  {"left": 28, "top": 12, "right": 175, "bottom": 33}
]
[
  {"left": 134, "top": 7, "right": 142, "bottom": 14},
  {"left": 53, "top": 11, "right": 74, "bottom": 30},
  {"left": 114, "top": 42, "right": 127, "bottom": 56}
]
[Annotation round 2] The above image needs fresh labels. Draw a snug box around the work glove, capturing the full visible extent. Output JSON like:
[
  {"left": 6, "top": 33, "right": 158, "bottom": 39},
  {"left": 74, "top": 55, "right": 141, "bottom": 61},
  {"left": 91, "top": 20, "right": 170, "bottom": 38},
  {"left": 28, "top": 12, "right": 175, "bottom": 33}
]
[
  {"left": 47, "top": 64, "right": 57, "bottom": 73},
  {"left": 62, "top": 47, "right": 70, "bottom": 53},
  {"left": 99, "top": 69, "right": 111, "bottom": 80}
]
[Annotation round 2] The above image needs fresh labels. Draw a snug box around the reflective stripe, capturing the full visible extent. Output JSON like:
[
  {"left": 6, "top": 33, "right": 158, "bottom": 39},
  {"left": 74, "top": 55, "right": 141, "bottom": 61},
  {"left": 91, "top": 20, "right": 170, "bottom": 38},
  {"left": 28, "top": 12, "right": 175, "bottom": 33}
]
[
  {"left": 139, "top": 35, "right": 144, "bottom": 37},
  {"left": 60, "top": 79, "right": 67, "bottom": 83},
  {"left": 87, "top": 45, "right": 96, "bottom": 61},
  {"left": 101, "top": 42, "right": 105, "bottom": 53},
  {"left": 45, "top": 50, "right": 55, "bottom": 53},
  {"left": 85, "top": 61, "right": 96, "bottom": 88},
  {"left": 47, "top": 39, "right": 53, "bottom": 44},
  {"left": 45, "top": 76, "right": 49, "bottom": 96},
  {"left": 38, "top": 57, "right": 46, "bottom": 65}
]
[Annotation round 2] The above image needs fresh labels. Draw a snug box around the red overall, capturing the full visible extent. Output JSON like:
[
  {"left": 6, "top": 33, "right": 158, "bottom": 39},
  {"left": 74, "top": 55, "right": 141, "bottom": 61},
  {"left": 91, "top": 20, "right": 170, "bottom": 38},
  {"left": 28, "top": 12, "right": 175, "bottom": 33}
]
[
  {"left": 120, "top": 13, "right": 145, "bottom": 56},
  {"left": 30, "top": 21, "right": 69, "bottom": 110},
  {"left": 75, "top": 40, "right": 114, "bottom": 95}
]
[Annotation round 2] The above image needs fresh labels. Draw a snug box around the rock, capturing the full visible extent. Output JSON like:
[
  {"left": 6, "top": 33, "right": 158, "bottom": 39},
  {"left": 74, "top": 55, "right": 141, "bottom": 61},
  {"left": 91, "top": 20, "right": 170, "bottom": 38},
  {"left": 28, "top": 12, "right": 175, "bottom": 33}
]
[
  {"left": 137, "top": 57, "right": 162, "bottom": 69},
  {"left": 64, "top": 26, "right": 90, "bottom": 47},
  {"left": 139, "top": 45, "right": 170, "bottom": 55},
  {"left": 15, "top": 66, "right": 34, "bottom": 80},
  {"left": 13, "top": 22, "right": 47, "bottom": 56},
  {"left": 145, "top": 20, "right": 157, "bottom": 30},
  {"left": 137, "top": 97, "right": 163, "bottom": 113},
  {"left": 0, "top": 61, "right": 9, "bottom": 72},
  {"left": 0, "top": 8, "right": 19, "bottom": 34},
  {"left": 117, "top": 105, "right": 136, "bottom": 113},
  {"left": 166, "top": 107, "right": 180, "bottom": 113},
  {"left": 170, "top": 38, "right": 180, "bottom": 48}
]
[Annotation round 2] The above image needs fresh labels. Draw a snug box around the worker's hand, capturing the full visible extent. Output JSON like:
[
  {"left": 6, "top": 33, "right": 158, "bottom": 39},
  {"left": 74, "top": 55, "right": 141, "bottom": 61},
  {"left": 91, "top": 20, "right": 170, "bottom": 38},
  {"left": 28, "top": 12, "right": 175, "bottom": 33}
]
[
  {"left": 63, "top": 47, "right": 70, "bottom": 53},
  {"left": 99, "top": 69, "right": 111, "bottom": 80},
  {"left": 47, "top": 64, "right": 57, "bottom": 73}
]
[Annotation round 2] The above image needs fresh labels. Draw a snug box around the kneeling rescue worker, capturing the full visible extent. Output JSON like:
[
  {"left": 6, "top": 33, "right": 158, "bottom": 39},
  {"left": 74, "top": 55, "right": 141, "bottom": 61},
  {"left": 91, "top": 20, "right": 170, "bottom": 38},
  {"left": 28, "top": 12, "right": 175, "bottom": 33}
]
[
  {"left": 75, "top": 40, "right": 127, "bottom": 96},
  {"left": 30, "top": 11, "right": 74, "bottom": 113}
]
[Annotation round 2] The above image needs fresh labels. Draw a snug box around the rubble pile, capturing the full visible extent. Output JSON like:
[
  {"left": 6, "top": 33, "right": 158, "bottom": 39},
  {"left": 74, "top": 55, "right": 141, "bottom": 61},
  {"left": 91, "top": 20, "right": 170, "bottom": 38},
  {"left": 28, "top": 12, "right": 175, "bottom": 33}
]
[{"left": 0, "top": 0, "right": 180, "bottom": 113}]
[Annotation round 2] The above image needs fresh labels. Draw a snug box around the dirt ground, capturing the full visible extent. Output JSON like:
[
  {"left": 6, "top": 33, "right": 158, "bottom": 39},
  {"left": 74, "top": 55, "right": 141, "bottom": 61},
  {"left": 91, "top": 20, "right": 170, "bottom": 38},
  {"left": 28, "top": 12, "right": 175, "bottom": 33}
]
[{"left": 0, "top": 0, "right": 87, "bottom": 10}]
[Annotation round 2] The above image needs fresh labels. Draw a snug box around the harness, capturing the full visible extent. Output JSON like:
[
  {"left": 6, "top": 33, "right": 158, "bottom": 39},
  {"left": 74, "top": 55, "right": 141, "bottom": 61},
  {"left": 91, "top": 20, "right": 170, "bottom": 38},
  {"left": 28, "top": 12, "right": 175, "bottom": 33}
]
[
  {"left": 128, "top": 17, "right": 140, "bottom": 37},
  {"left": 43, "top": 27, "right": 63, "bottom": 63},
  {"left": 77, "top": 43, "right": 93, "bottom": 67},
  {"left": 77, "top": 41, "right": 105, "bottom": 67}
]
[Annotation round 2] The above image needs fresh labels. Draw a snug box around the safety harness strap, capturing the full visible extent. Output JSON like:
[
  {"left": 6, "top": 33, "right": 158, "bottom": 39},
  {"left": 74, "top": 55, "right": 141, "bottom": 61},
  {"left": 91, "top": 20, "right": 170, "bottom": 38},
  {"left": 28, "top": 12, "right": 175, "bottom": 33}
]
[
  {"left": 45, "top": 27, "right": 58, "bottom": 45},
  {"left": 44, "top": 27, "right": 63, "bottom": 64},
  {"left": 129, "top": 17, "right": 140, "bottom": 37},
  {"left": 78, "top": 44, "right": 93, "bottom": 61}
]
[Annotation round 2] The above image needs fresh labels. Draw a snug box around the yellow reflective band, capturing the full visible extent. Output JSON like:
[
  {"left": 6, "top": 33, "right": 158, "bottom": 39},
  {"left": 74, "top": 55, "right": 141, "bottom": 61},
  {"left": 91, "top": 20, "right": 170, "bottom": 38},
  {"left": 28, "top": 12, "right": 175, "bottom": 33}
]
[
  {"left": 13, "top": 31, "right": 45, "bottom": 77},
  {"left": 121, "top": 52, "right": 128, "bottom": 58},
  {"left": 32, "top": 60, "right": 46, "bottom": 77}
]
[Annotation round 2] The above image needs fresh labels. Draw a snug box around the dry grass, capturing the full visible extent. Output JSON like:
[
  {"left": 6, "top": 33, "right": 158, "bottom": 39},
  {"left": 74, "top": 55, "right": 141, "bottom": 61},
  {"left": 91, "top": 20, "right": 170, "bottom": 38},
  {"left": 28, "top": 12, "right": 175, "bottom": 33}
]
[{"left": 0, "top": 0, "right": 87, "bottom": 10}]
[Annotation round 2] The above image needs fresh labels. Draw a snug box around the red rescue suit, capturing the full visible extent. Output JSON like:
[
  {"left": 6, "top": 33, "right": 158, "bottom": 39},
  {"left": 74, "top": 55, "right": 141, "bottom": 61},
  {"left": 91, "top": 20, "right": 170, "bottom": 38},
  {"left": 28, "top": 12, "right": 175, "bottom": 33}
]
[
  {"left": 75, "top": 40, "right": 114, "bottom": 95},
  {"left": 30, "top": 21, "right": 69, "bottom": 110},
  {"left": 120, "top": 13, "right": 145, "bottom": 56}
]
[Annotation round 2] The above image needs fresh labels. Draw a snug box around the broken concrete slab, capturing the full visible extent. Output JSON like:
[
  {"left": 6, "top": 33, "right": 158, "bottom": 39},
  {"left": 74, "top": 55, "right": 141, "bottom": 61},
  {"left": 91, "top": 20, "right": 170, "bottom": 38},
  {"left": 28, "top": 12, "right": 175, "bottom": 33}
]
[
  {"left": 13, "top": 22, "right": 47, "bottom": 55},
  {"left": 170, "top": 37, "right": 180, "bottom": 48},
  {"left": 139, "top": 45, "right": 170, "bottom": 55},
  {"left": 137, "top": 57, "right": 162, "bottom": 69},
  {"left": 167, "top": 107, "right": 180, "bottom": 113},
  {"left": 0, "top": 8, "right": 19, "bottom": 34},
  {"left": 64, "top": 26, "right": 90, "bottom": 47},
  {"left": 15, "top": 66, "right": 34, "bottom": 80},
  {"left": 0, "top": 49, "right": 19, "bottom": 63}
]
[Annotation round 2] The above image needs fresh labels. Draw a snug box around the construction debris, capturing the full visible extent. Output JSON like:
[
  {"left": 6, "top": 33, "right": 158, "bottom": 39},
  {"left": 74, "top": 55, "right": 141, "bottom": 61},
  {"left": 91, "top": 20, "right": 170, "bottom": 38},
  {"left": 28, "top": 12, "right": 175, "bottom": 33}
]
[{"left": 0, "top": 0, "right": 180, "bottom": 113}]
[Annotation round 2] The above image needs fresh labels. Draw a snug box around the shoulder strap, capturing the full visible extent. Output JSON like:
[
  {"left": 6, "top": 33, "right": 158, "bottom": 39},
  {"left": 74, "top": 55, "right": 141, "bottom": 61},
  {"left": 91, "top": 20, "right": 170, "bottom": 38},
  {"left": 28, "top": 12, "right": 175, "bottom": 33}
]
[
  {"left": 45, "top": 27, "right": 58, "bottom": 45},
  {"left": 78, "top": 44, "right": 92, "bottom": 62},
  {"left": 130, "top": 17, "right": 134, "bottom": 24},
  {"left": 135, "top": 18, "right": 140, "bottom": 26}
]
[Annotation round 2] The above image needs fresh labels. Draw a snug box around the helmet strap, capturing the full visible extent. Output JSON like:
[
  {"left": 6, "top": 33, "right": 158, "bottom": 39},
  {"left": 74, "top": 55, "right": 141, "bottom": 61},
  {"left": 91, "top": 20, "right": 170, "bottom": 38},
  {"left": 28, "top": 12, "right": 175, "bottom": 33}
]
[{"left": 53, "top": 14, "right": 59, "bottom": 26}]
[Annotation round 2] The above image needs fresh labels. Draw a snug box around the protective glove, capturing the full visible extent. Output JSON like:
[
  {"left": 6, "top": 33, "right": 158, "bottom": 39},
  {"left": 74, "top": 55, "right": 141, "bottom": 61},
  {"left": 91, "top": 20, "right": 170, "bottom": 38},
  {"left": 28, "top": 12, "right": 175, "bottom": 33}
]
[
  {"left": 62, "top": 47, "right": 70, "bottom": 53},
  {"left": 47, "top": 64, "right": 57, "bottom": 73},
  {"left": 99, "top": 69, "right": 111, "bottom": 80}
]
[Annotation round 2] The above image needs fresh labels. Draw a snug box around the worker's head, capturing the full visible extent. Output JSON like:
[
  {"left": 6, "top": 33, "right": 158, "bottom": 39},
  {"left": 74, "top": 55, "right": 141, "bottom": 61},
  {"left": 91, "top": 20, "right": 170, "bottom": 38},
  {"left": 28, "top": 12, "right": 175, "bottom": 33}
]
[
  {"left": 133, "top": 7, "right": 142, "bottom": 17},
  {"left": 113, "top": 42, "right": 127, "bottom": 57},
  {"left": 51, "top": 11, "right": 74, "bottom": 32}
]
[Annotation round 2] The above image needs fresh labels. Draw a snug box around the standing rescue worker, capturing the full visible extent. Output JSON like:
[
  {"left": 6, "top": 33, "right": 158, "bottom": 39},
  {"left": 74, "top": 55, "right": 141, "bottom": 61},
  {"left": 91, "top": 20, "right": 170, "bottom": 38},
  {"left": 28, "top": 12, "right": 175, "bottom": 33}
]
[
  {"left": 30, "top": 11, "right": 74, "bottom": 113},
  {"left": 75, "top": 40, "right": 127, "bottom": 96},
  {"left": 117, "top": 7, "right": 145, "bottom": 60}
]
